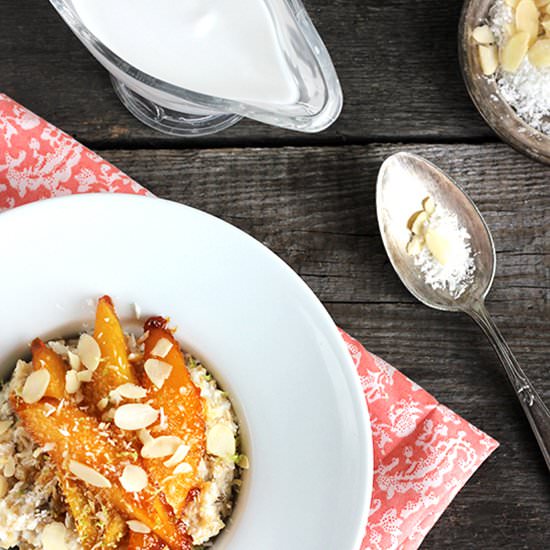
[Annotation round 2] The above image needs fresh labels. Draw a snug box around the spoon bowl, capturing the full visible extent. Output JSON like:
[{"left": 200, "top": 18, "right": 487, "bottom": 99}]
[
  {"left": 376, "top": 152, "right": 550, "bottom": 471},
  {"left": 376, "top": 152, "right": 495, "bottom": 312}
]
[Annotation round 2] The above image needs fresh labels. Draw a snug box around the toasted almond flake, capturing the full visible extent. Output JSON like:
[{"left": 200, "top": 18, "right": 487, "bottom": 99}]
[
  {"left": 77, "top": 370, "right": 93, "bottom": 383},
  {"left": 406, "top": 235, "right": 424, "bottom": 256},
  {"left": 138, "top": 429, "right": 154, "bottom": 445},
  {"left": 516, "top": 0, "right": 540, "bottom": 44},
  {"left": 137, "top": 331, "right": 150, "bottom": 345},
  {"left": 422, "top": 196, "right": 436, "bottom": 216},
  {"left": 0, "top": 420, "right": 12, "bottom": 435},
  {"left": 472, "top": 25, "right": 496, "bottom": 44},
  {"left": 4, "top": 456, "right": 15, "bottom": 478},
  {"left": 207, "top": 424, "right": 236, "bottom": 458},
  {"left": 127, "top": 520, "right": 151, "bottom": 534},
  {"left": 69, "top": 460, "right": 112, "bottom": 488},
  {"left": 237, "top": 455, "right": 250, "bottom": 469},
  {"left": 67, "top": 350, "right": 81, "bottom": 371},
  {"left": 114, "top": 404, "right": 159, "bottom": 431},
  {"left": 141, "top": 435, "right": 182, "bottom": 459},
  {"left": 22, "top": 369, "right": 50, "bottom": 404},
  {"left": 164, "top": 444, "right": 190, "bottom": 468},
  {"left": 144, "top": 359, "right": 173, "bottom": 389},
  {"left": 41, "top": 522, "right": 69, "bottom": 550},
  {"left": 65, "top": 371, "right": 81, "bottom": 394},
  {"left": 173, "top": 462, "right": 193, "bottom": 475},
  {"left": 501, "top": 31, "right": 530, "bottom": 72},
  {"left": 150, "top": 338, "right": 173, "bottom": 358},
  {"left": 133, "top": 302, "right": 142, "bottom": 320},
  {"left": 120, "top": 465, "right": 148, "bottom": 493},
  {"left": 528, "top": 38, "right": 550, "bottom": 66},
  {"left": 425, "top": 229, "right": 452, "bottom": 265},
  {"left": 115, "top": 383, "right": 148, "bottom": 400},
  {"left": 0, "top": 474, "right": 8, "bottom": 498},
  {"left": 97, "top": 397, "right": 109, "bottom": 411},
  {"left": 77, "top": 334, "right": 101, "bottom": 371},
  {"left": 478, "top": 44, "right": 499, "bottom": 75},
  {"left": 411, "top": 211, "right": 429, "bottom": 235}
]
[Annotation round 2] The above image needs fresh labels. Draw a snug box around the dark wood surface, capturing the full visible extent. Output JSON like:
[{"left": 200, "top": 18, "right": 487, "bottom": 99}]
[{"left": 1, "top": 0, "right": 549, "bottom": 548}]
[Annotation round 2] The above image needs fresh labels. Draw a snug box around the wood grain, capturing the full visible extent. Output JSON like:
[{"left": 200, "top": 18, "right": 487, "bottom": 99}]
[
  {"left": 96, "top": 142, "right": 549, "bottom": 548},
  {"left": 0, "top": 0, "right": 493, "bottom": 146}
]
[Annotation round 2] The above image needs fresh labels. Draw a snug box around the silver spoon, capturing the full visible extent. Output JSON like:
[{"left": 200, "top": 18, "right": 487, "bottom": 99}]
[{"left": 376, "top": 151, "right": 550, "bottom": 471}]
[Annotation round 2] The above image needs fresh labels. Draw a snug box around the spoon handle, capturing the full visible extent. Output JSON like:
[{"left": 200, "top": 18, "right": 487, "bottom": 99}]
[{"left": 467, "top": 302, "right": 550, "bottom": 471}]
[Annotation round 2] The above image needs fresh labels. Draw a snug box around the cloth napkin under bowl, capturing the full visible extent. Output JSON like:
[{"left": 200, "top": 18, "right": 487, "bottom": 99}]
[{"left": 0, "top": 94, "right": 498, "bottom": 550}]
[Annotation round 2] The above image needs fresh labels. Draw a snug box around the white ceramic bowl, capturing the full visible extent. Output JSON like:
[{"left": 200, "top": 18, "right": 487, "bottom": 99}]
[{"left": 0, "top": 194, "right": 372, "bottom": 549}]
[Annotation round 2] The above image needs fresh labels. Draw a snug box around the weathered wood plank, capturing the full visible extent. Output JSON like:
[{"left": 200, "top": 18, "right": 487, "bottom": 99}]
[
  {"left": 0, "top": 0, "right": 493, "bottom": 145},
  {"left": 95, "top": 142, "right": 549, "bottom": 547}
]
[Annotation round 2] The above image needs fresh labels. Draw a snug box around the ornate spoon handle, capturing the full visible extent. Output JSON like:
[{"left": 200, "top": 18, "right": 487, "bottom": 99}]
[{"left": 467, "top": 301, "right": 550, "bottom": 471}]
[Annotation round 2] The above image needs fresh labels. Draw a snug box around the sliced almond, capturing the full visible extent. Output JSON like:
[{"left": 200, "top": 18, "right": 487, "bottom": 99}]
[
  {"left": 150, "top": 338, "right": 173, "bottom": 359},
  {"left": 425, "top": 229, "right": 452, "bottom": 266},
  {"left": 144, "top": 359, "right": 173, "bottom": 390},
  {"left": 406, "top": 235, "right": 425, "bottom": 256},
  {"left": 41, "top": 522, "right": 69, "bottom": 550},
  {"left": 516, "top": 0, "right": 540, "bottom": 44},
  {"left": 69, "top": 460, "right": 111, "bottom": 488},
  {"left": 504, "top": 21, "right": 517, "bottom": 37},
  {"left": 543, "top": 18, "right": 550, "bottom": 35},
  {"left": 22, "top": 369, "right": 51, "bottom": 404},
  {"left": 422, "top": 196, "right": 436, "bottom": 216},
  {"left": 138, "top": 428, "right": 154, "bottom": 445},
  {"left": 472, "top": 25, "right": 496, "bottom": 44},
  {"left": 206, "top": 424, "right": 236, "bottom": 458},
  {"left": 164, "top": 444, "right": 190, "bottom": 468},
  {"left": 77, "top": 370, "right": 93, "bottom": 383},
  {"left": 77, "top": 334, "right": 101, "bottom": 372},
  {"left": 237, "top": 455, "right": 250, "bottom": 469},
  {"left": 114, "top": 383, "right": 147, "bottom": 400},
  {"left": 141, "top": 435, "right": 182, "bottom": 459},
  {"left": 0, "top": 420, "right": 12, "bottom": 435},
  {"left": 127, "top": 520, "right": 151, "bottom": 534},
  {"left": 535, "top": 0, "right": 550, "bottom": 6},
  {"left": 505, "top": 0, "right": 520, "bottom": 7},
  {"left": 501, "top": 31, "right": 530, "bottom": 71},
  {"left": 120, "top": 464, "right": 148, "bottom": 493},
  {"left": 97, "top": 397, "right": 109, "bottom": 411},
  {"left": 67, "top": 351, "right": 81, "bottom": 371},
  {"left": 0, "top": 474, "right": 8, "bottom": 498},
  {"left": 528, "top": 38, "right": 550, "bottom": 66},
  {"left": 65, "top": 371, "right": 81, "bottom": 395},
  {"left": 406, "top": 210, "right": 423, "bottom": 231},
  {"left": 173, "top": 462, "right": 193, "bottom": 475},
  {"left": 411, "top": 211, "right": 429, "bottom": 235},
  {"left": 114, "top": 404, "right": 159, "bottom": 431},
  {"left": 478, "top": 44, "right": 499, "bottom": 75}
]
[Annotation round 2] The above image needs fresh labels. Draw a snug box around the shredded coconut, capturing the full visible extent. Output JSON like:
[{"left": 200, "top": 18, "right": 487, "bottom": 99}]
[
  {"left": 489, "top": 0, "right": 550, "bottom": 135},
  {"left": 414, "top": 207, "right": 475, "bottom": 299}
]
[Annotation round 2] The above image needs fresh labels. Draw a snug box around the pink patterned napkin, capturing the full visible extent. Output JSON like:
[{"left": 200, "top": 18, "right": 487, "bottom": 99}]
[{"left": 0, "top": 94, "right": 498, "bottom": 550}]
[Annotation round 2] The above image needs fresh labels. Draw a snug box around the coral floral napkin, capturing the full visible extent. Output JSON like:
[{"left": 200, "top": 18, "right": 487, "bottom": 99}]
[{"left": 0, "top": 94, "right": 498, "bottom": 549}]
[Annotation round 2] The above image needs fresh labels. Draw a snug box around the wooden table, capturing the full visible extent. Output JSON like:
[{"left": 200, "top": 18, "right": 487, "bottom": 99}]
[{"left": 2, "top": 1, "right": 549, "bottom": 547}]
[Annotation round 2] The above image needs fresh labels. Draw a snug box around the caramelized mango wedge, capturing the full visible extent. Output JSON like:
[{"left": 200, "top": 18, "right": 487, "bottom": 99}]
[
  {"left": 89, "top": 295, "right": 138, "bottom": 403},
  {"left": 142, "top": 317, "right": 206, "bottom": 515},
  {"left": 10, "top": 396, "right": 185, "bottom": 548},
  {"left": 59, "top": 475, "right": 99, "bottom": 550},
  {"left": 128, "top": 532, "right": 171, "bottom": 550},
  {"left": 31, "top": 338, "right": 66, "bottom": 399}
]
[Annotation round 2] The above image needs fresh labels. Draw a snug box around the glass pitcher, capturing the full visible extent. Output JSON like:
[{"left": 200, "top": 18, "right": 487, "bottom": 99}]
[{"left": 49, "top": 0, "right": 343, "bottom": 136}]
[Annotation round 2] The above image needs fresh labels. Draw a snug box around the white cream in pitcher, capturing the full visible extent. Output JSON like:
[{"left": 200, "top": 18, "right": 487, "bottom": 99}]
[{"left": 71, "top": 0, "right": 299, "bottom": 104}]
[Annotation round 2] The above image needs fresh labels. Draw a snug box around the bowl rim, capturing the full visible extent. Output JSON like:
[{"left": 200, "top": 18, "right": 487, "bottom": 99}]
[
  {"left": 458, "top": 0, "right": 550, "bottom": 166},
  {"left": 0, "top": 193, "right": 374, "bottom": 549}
]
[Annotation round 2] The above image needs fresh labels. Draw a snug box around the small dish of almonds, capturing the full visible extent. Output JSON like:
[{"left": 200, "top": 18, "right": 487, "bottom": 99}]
[{"left": 459, "top": 0, "right": 550, "bottom": 165}]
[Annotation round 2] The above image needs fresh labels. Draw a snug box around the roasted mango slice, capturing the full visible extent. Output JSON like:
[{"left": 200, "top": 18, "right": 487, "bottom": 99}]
[
  {"left": 59, "top": 475, "right": 99, "bottom": 550},
  {"left": 141, "top": 317, "right": 206, "bottom": 515},
  {"left": 88, "top": 295, "right": 138, "bottom": 404},
  {"left": 10, "top": 396, "right": 184, "bottom": 548},
  {"left": 31, "top": 338, "right": 66, "bottom": 399}
]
